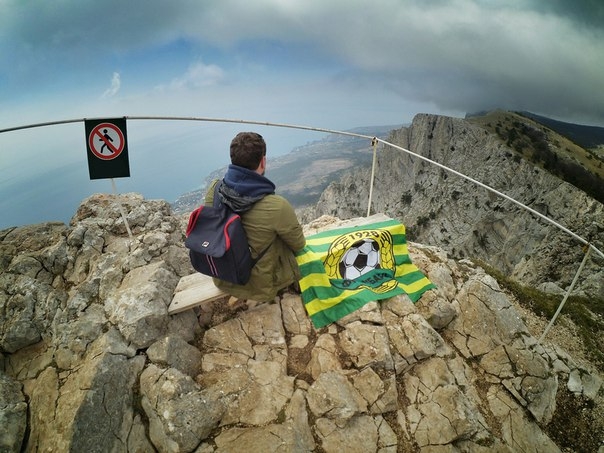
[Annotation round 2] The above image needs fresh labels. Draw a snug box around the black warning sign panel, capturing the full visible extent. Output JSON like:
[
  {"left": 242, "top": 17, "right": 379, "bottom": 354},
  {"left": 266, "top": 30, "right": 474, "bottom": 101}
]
[{"left": 85, "top": 118, "right": 130, "bottom": 180}]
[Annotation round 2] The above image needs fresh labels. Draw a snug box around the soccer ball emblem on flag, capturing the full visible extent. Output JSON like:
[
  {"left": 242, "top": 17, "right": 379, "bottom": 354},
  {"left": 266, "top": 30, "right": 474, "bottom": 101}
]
[
  {"left": 324, "top": 230, "right": 399, "bottom": 294},
  {"left": 339, "top": 238, "right": 381, "bottom": 280}
]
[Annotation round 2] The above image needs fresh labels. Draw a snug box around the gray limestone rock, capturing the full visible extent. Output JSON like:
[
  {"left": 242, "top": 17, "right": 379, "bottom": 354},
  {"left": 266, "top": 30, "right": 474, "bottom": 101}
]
[
  {"left": 1, "top": 194, "right": 601, "bottom": 452},
  {"left": 140, "top": 364, "right": 225, "bottom": 452},
  {"left": 0, "top": 372, "right": 26, "bottom": 453},
  {"left": 147, "top": 335, "right": 203, "bottom": 377},
  {"left": 104, "top": 260, "right": 178, "bottom": 349},
  {"left": 307, "top": 371, "right": 368, "bottom": 424}
]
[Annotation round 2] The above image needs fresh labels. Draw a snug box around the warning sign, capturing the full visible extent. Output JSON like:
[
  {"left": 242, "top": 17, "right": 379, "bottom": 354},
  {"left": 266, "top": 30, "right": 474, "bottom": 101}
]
[
  {"left": 85, "top": 118, "right": 130, "bottom": 180},
  {"left": 89, "top": 122, "right": 125, "bottom": 160}
]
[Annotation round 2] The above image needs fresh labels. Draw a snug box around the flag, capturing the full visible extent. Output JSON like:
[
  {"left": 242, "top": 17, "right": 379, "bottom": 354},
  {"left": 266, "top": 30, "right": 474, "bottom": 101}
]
[{"left": 296, "top": 218, "right": 435, "bottom": 328}]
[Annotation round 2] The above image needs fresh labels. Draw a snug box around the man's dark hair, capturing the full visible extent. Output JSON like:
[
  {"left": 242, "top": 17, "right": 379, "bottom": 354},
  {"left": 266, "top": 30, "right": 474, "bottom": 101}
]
[{"left": 230, "top": 132, "right": 266, "bottom": 170}]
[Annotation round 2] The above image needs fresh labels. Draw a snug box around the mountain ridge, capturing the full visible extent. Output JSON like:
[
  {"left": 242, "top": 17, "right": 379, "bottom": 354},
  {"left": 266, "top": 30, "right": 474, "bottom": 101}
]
[
  {"left": 466, "top": 110, "right": 604, "bottom": 203},
  {"left": 518, "top": 111, "right": 604, "bottom": 151},
  {"left": 309, "top": 112, "right": 603, "bottom": 303}
]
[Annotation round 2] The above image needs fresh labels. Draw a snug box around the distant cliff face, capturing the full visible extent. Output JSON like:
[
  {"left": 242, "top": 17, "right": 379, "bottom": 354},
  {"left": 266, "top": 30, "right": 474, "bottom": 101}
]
[{"left": 313, "top": 113, "right": 604, "bottom": 299}]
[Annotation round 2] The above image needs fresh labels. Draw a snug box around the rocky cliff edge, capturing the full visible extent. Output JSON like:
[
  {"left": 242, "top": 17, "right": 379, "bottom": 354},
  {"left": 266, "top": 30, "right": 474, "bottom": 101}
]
[{"left": 0, "top": 194, "right": 602, "bottom": 452}]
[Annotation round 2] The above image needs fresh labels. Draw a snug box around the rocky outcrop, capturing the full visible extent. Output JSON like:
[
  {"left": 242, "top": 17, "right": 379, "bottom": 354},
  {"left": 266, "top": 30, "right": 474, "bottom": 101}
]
[
  {"left": 0, "top": 194, "right": 602, "bottom": 452},
  {"left": 311, "top": 113, "right": 604, "bottom": 300}
]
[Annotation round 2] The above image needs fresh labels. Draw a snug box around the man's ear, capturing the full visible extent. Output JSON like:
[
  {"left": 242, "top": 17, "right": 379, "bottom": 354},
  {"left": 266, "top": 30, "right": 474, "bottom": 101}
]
[{"left": 257, "top": 155, "right": 267, "bottom": 175}]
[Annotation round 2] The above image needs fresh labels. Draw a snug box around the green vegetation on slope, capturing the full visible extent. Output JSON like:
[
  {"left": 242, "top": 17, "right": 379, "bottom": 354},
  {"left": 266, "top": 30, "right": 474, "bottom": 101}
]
[
  {"left": 468, "top": 111, "right": 604, "bottom": 204},
  {"left": 480, "top": 261, "right": 604, "bottom": 373},
  {"left": 519, "top": 111, "right": 604, "bottom": 151}
]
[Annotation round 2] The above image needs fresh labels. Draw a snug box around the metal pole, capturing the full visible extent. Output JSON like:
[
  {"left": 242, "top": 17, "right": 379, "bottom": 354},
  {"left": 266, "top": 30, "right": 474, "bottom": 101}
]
[
  {"left": 367, "top": 137, "right": 378, "bottom": 217},
  {"left": 111, "top": 178, "right": 134, "bottom": 241},
  {"left": 538, "top": 245, "right": 592, "bottom": 343}
]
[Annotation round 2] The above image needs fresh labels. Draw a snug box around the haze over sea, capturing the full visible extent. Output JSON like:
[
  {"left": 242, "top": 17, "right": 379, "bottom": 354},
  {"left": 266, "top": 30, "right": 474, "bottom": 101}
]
[{"left": 0, "top": 119, "right": 326, "bottom": 229}]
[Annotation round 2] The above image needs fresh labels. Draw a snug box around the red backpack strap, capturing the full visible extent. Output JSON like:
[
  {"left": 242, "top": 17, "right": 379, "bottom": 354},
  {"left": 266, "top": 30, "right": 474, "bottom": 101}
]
[
  {"left": 223, "top": 214, "right": 240, "bottom": 249},
  {"left": 185, "top": 206, "right": 203, "bottom": 237}
]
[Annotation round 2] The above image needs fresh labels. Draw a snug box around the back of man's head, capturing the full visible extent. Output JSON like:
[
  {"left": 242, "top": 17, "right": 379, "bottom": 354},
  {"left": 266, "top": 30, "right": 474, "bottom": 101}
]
[{"left": 230, "top": 132, "right": 266, "bottom": 170}]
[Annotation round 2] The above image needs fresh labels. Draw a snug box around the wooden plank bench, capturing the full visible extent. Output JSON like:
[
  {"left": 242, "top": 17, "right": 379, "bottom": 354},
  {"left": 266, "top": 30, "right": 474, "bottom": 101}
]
[
  {"left": 169, "top": 213, "right": 392, "bottom": 314},
  {"left": 168, "top": 273, "right": 227, "bottom": 314}
]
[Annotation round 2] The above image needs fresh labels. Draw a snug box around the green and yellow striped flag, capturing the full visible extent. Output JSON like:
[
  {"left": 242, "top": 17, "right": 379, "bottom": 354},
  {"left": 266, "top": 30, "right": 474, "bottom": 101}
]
[{"left": 296, "top": 218, "right": 435, "bottom": 328}]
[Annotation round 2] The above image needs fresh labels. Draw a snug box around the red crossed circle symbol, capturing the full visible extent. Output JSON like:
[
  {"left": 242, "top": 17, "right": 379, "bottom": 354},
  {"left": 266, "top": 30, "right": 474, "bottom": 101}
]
[{"left": 89, "top": 123, "right": 125, "bottom": 160}]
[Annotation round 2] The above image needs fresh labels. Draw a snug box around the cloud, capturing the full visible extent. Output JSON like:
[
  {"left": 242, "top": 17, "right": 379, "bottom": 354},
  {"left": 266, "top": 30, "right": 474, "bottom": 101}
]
[
  {"left": 161, "top": 62, "right": 225, "bottom": 91},
  {"left": 101, "top": 72, "right": 121, "bottom": 98},
  {"left": 1, "top": 1, "right": 603, "bottom": 125},
  {"left": 526, "top": 0, "right": 604, "bottom": 29}
]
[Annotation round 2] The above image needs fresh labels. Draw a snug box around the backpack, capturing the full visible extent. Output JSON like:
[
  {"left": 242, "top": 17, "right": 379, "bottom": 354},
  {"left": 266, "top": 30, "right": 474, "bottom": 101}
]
[{"left": 184, "top": 181, "right": 269, "bottom": 285}]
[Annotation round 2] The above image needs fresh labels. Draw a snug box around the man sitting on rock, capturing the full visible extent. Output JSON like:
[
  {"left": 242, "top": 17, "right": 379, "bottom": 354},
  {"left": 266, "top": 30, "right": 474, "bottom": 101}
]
[{"left": 205, "top": 131, "right": 306, "bottom": 303}]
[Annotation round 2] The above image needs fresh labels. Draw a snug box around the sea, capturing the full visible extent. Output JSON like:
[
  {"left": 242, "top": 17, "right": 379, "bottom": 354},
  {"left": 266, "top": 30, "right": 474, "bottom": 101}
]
[{"left": 0, "top": 120, "right": 324, "bottom": 229}]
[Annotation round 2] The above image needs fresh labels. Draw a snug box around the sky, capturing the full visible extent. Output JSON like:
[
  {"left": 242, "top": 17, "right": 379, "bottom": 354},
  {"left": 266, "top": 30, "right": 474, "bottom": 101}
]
[{"left": 1, "top": 0, "right": 603, "bottom": 228}]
